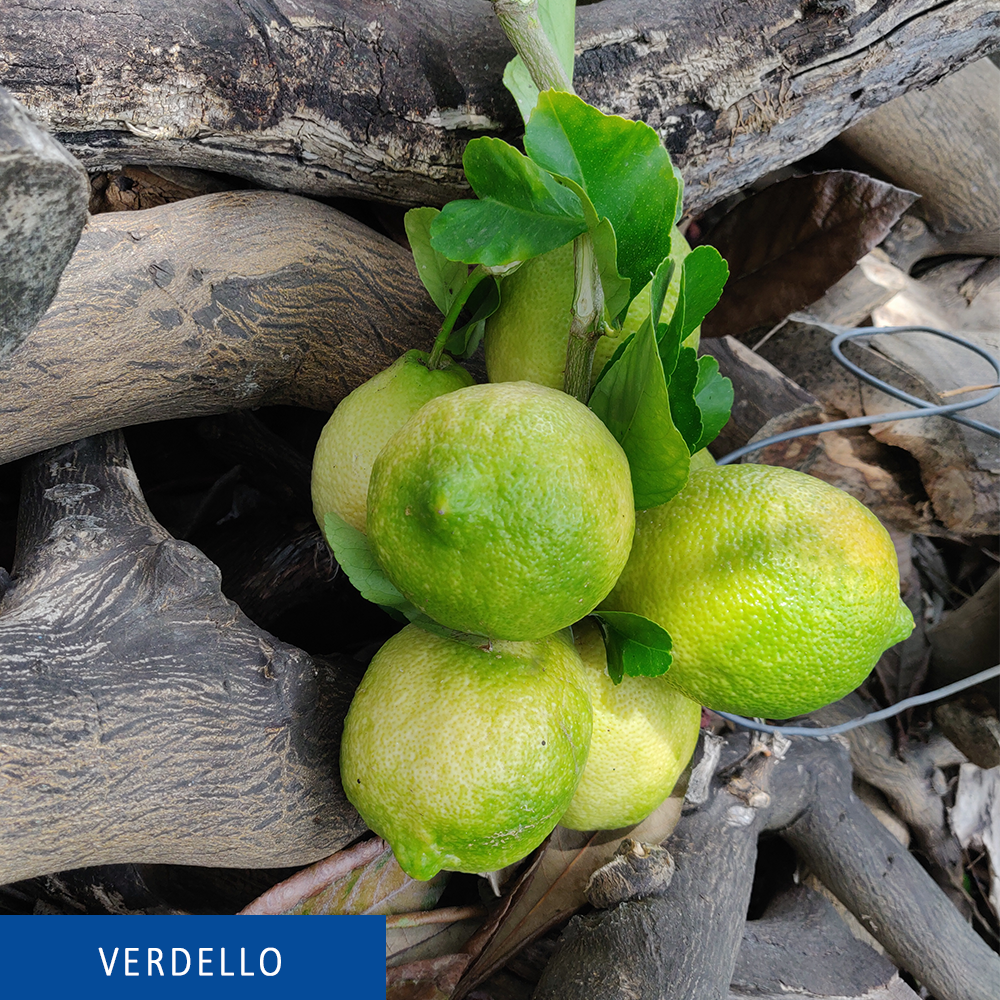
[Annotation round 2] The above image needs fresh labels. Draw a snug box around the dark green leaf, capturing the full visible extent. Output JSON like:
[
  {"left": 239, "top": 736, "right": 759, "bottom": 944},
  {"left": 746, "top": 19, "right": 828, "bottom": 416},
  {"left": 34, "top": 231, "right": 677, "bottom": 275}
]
[
  {"left": 588, "top": 318, "right": 690, "bottom": 509},
  {"left": 670, "top": 346, "right": 702, "bottom": 453},
  {"left": 658, "top": 268, "right": 685, "bottom": 380},
  {"left": 676, "top": 245, "right": 729, "bottom": 339},
  {"left": 592, "top": 612, "right": 673, "bottom": 684},
  {"left": 429, "top": 138, "right": 586, "bottom": 266},
  {"left": 692, "top": 355, "right": 734, "bottom": 452},
  {"left": 404, "top": 207, "right": 468, "bottom": 315},
  {"left": 502, "top": 0, "right": 576, "bottom": 123},
  {"left": 649, "top": 255, "right": 676, "bottom": 331},
  {"left": 446, "top": 275, "right": 500, "bottom": 358},
  {"left": 524, "top": 91, "right": 680, "bottom": 311}
]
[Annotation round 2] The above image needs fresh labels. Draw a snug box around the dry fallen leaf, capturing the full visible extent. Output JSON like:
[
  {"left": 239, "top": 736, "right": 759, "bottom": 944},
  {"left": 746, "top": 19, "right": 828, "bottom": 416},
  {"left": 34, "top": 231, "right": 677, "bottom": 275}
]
[
  {"left": 453, "top": 792, "right": 685, "bottom": 996},
  {"left": 700, "top": 170, "right": 916, "bottom": 340}
]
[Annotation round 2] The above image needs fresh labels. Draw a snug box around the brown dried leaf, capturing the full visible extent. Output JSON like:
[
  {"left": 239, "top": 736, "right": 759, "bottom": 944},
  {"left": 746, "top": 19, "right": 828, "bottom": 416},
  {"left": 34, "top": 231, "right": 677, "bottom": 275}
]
[
  {"left": 291, "top": 845, "right": 447, "bottom": 915},
  {"left": 700, "top": 171, "right": 916, "bottom": 340},
  {"left": 387, "top": 954, "right": 472, "bottom": 1000},
  {"left": 387, "top": 919, "right": 483, "bottom": 968},
  {"left": 453, "top": 794, "right": 684, "bottom": 997}
]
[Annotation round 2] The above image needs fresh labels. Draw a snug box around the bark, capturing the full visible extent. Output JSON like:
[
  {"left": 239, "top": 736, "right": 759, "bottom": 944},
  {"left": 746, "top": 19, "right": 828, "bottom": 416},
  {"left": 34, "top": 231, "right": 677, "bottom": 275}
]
[
  {"left": 533, "top": 731, "right": 999, "bottom": 1000},
  {"left": 0, "top": 430, "right": 368, "bottom": 885},
  {"left": 0, "top": 189, "right": 441, "bottom": 467},
  {"left": 0, "top": 86, "right": 89, "bottom": 357},
  {"left": 1, "top": 0, "right": 996, "bottom": 212}
]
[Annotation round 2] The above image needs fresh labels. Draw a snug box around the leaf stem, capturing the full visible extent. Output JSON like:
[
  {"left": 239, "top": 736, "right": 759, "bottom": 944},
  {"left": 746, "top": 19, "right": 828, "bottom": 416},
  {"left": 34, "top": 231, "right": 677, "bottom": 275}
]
[
  {"left": 427, "top": 265, "right": 489, "bottom": 369},
  {"left": 563, "top": 231, "right": 604, "bottom": 402},
  {"left": 492, "top": 0, "right": 574, "bottom": 93}
]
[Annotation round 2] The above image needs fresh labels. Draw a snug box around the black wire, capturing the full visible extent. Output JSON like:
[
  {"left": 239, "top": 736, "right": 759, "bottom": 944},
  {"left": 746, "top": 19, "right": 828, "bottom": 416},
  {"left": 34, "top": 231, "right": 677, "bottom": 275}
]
[{"left": 711, "top": 323, "right": 1000, "bottom": 736}]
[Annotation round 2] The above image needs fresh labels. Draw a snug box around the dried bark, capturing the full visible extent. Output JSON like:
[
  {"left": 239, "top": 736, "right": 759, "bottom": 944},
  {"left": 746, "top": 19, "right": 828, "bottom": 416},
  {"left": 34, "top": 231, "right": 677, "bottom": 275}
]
[
  {"left": 0, "top": 430, "right": 368, "bottom": 885},
  {"left": 0, "top": 189, "right": 440, "bottom": 467},
  {"left": 533, "top": 731, "right": 999, "bottom": 1000},
  {"left": 1, "top": 0, "right": 996, "bottom": 212},
  {"left": 0, "top": 85, "right": 89, "bottom": 357}
]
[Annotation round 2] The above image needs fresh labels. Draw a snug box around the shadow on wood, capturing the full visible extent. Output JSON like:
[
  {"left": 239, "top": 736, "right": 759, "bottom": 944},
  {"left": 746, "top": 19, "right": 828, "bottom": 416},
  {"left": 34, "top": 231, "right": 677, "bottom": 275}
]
[{"left": 0, "top": 431, "right": 368, "bottom": 885}]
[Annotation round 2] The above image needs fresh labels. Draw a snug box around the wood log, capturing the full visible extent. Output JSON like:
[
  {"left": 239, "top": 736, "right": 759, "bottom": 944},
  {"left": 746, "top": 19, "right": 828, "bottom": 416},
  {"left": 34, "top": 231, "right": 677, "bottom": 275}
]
[
  {"left": 836, "top": 59, "right": 1000, "bottom": 257},
  {"left": 1, "top": 0, "right": 996, "bottom": 212},
  {"left": 0, "top": 189, "right": 441, "bottom": 467},
  {"left": 533, "top": 730, "right": 999, "bottom": 1000},
  {"left": 0, "top": 430, "right": 368, "bottom": 885},
  {"left": 0, "top": 85, "right": 89, "bottom": 358}
]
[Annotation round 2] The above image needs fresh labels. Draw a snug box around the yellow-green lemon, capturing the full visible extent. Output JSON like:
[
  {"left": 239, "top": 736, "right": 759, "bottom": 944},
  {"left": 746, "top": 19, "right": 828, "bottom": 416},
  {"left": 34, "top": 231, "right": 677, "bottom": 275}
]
[
  {"left": 340, "top": 625, "right": 593, "bottom": 880},
  {"left": 484, "top": 228, "right": 695, "bottom": 390},
  {"left": 367, "top": 381, "right": 635, "bottom": 640},
  {"left": 311, "top": 350, "right": 473, "bottom": 533},
  {"left": 560, "top": 619, "right": 702, "bottom": 831},
  {"left": 601, "top": 465, "right": 914, "bottom": 718}
]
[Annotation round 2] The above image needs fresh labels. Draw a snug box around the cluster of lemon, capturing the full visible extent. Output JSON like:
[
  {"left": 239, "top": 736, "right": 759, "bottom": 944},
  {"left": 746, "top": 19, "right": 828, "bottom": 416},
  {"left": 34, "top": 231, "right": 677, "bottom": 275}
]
[{"left": 311, "top": 257, "right": 913, "bottom": 882}]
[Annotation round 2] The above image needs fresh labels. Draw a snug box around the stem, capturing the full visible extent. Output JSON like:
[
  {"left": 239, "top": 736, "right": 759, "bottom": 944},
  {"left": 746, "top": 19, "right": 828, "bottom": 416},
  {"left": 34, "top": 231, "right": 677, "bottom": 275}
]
[
  {"left": 563, "top": 232, "right": 604, "bottom": 403},
  {"left": 427, "top": 265, "right": 489, "bottom": 369},
  {"left": 492, "top": 0, "right": 574, "bottom": 94}
]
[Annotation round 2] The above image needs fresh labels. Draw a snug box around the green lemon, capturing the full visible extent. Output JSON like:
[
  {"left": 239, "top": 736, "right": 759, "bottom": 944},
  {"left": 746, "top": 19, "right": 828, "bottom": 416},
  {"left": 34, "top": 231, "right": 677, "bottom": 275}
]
[
  {"left": 367, "top": 381, "right": 635, "bottom": 640},
  {"left": 311, "top": 350, "right": 473, "bottom": 533},
  {"left": 601, "top": 465, "right": 914, "bottom": 719},
  {"left": 560, "top": 618, "right": 701, "bottom": 831},
  {"left": 340, "top": 624, "right": 593, "bottom": 880},
  {"left": 484, "top": 228, "right": 695, "bottom": 390}
]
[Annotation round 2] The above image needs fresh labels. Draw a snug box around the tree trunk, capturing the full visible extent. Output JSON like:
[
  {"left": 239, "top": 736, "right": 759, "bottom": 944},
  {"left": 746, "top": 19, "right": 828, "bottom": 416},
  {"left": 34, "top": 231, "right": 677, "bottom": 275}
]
[{"left": 1, "top": 0, "right": 995, "bottom": 212}]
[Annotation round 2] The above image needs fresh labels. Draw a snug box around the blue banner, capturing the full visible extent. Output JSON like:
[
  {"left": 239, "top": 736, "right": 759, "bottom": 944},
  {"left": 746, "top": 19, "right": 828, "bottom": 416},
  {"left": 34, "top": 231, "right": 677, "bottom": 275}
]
[{"left": 0, "top": 915, "right": 385, "bottom": 996}]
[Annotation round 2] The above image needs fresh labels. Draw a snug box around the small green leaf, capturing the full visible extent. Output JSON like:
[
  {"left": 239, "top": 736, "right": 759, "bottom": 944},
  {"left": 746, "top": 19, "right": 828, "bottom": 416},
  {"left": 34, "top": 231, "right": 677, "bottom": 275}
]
[
  {"left": 323, "top": 512, "right": 411, "bottom": 611},
  {"left": 429, "top": 137, "right": 587, "bottom": 266},
  {"left": 658, "top": 267, "right": 686, "bottom": 379},
  {"left": 502, "top": 0, "right": 576, "bottom": 123},
  {"left": 588, "top": 317, "right": 690, "bottom": 509},
  {"left": 592, "top": 612, "right": 673, "bottom": 684},
  {"left": 649, "top": 255, "right": 676, "bottom": 331},
  {"left": 446, "top": 275, "right": 500, "bottom": 358},
  {"left": 524, "top": 91, "right": 680, "bottom": 312},
  {"left": 676, "top": 245, "right": 729, "bottom": 339},
  {"left": 592, "top": 218, "right": 631, "bottom": 320},
  {"left": 670, "top": 345, "right": 703, "bottom": 453},
  {"left": 404, "top": 207, "right": 468, "bottom": 315},
  {"left": 692, "top": 355, "right": 734, "bottom": 452}
]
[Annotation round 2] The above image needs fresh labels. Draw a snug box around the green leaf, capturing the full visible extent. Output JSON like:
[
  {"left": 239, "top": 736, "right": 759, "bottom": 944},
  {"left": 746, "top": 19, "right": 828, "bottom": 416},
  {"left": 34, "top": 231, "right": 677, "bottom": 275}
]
[
  {"left": 649, "top": 255, "right": 676, "bottom": 331},
  {"left": 446, "top": 275, "right": 501, "bottom": 358},
  {"left": 592, "top": 612, "right": 673, "bottom": 684},
  {"left": 323, "top": 512, "right": 411, "bottom": 611},
  {"left": 588, "top": 317, "right": 690, "bottom": 509},
  {"left": 675, "top": 245, "right": 729, "bottom": 339},
  {"left": 502, "top": 0, "right": 576, "bottom": 123},
  {"left": 524, "top": 91, "right": 680, "bottom": 312},
  {"left": 591, "top": 217, "right": 631, "bottom": 320},
  {"left": 429, "top": 137, "right": 587, "bottom": 266},
  {"left": 670, "top": 345, "right": 703, "bottom": 453},
  {"left": 692, "top": 355, "right": 734, "bottom": 452},
  {"left": 404, "top": 207, "right": 468, "bottom": 315}
]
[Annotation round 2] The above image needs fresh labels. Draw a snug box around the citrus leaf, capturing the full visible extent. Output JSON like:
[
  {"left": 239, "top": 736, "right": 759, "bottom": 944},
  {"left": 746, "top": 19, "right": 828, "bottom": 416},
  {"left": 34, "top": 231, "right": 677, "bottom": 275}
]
[
  {"left": 691, "top": 355, "right": 734, "bottom": 453},
  {"left": 669, "top": 345, "right": 703, "bottom": 453},
  {"left": 403, "top": 207, "right": 468, "bottom": 315},
  {"left": 592, "top": 611, "right": 673, "bottom": 684},
  {"left": 524, "top": 91, "right": 681, "bottom": 310},
  {"left": 323, "top": 512, "right": 410, "bottom": 611},
  {"left": 678, "top": 245, "right": 728, "bottom": 339},
  {"left": 429, "top": 137, "right": 586, "bottom": 266},
  {"left": 502, "top": 0, "right": 576, "bottom": 123},
  {"left": 445, "top": 274, "right": 500, "bottom": 359},
  {"left": 592, "top": 217, "right": 631, "bottom": 320},
  {"left": 588, "top": 316, "right": 690, "bottom": 509},
  {"left": 649, "top": 255, "right": 676, "bottom": 332}
]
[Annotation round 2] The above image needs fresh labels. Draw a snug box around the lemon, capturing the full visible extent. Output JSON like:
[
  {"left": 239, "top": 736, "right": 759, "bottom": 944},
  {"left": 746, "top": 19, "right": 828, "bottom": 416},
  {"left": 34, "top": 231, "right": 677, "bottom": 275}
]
[
  {"left": 560, "top": 619, "right": 701, "bottom": 831},
  {"left": 601, "top": 464, "right": 914, "bottom": 718},
  {"left": 367, "top": 381, "right": 635, "bottom": 640},
  {"left": 484, "top": 228, "right": 695, "bottom": 390},
  {"left": 340, "top": 624, "right": 593, "bottom": 880},
  {"left": 311, "top": 350, "right": 473, "bottom": 533}
]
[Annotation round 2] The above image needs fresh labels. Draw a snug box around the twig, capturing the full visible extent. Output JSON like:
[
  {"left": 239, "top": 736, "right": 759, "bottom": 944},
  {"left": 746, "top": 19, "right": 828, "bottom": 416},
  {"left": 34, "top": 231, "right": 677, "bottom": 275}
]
[{"left": 385, "top": 904, "right": 489, "bottom": 928}]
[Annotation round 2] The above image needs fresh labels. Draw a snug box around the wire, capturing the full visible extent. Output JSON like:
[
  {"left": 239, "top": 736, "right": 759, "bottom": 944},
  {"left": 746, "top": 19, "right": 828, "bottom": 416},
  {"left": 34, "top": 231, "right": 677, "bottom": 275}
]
[
  {"left": 714, "top": 665, "right": 1000, "bottom": 738},
  {"left": 710, "top": 324, "right": 1000, "bottom": 737}
]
